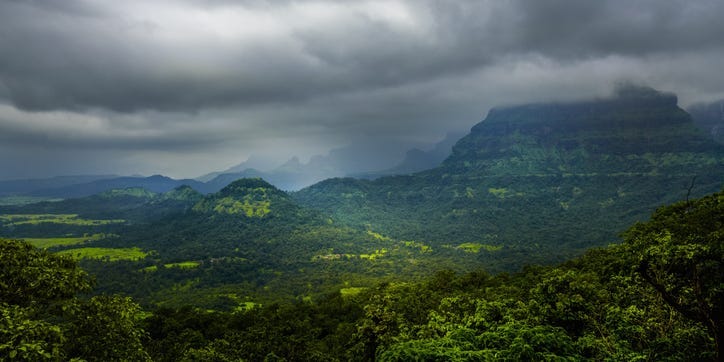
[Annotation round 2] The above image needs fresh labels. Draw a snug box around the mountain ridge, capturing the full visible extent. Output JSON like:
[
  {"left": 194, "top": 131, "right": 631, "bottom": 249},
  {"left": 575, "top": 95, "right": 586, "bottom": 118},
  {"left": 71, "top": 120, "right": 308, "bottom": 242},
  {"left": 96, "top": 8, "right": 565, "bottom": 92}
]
[{"left": 293, "top": 86, "right": 724, "bottom": 259}]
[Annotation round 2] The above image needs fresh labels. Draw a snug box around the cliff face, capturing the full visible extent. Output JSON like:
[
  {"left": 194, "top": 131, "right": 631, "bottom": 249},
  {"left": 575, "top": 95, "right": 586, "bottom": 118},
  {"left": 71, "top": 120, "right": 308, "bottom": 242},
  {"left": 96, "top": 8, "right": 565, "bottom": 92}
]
[{"left": 445, "top": 86, "right": 720, "bottom": 176}]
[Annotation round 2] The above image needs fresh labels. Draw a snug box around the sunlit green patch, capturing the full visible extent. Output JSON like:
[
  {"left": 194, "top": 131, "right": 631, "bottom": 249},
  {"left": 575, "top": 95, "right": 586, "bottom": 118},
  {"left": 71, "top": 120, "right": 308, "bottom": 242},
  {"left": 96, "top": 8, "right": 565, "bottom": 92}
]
[
  {"left": 22, "top": 233, "right": 109, "bottom": 249},
  {"left": 340, "top": 287, "right": 366, "bottom": 298},
  {"left": 164, "top": 261, "right": 201, "bottom": 269},
  {"left": 367, "top": 230, "right": 392, "bottom": 242},
  {"left": 0, "top": 214, "right": 125, "bottom": 226},
  {"left": 202, "top": 196, "right": 271, "bottom": 217},
  {"left": 488, "top": 187, "right": 524, "bottom": 199},
  {"left": 402, "top": 240, "right": 432, "bottom": 253},
  {"left": 456, "top": 243, "right": 503, "bottom": 253},
  {"left": 57, "top": 247, "right": 148, "bottom": 261},
  {"left": 359, "top": 248, "right": 388, "bottom": 260},
  {"left": 222, "top": 293, "right": 261, "bottom": 312},
  {"left": 100, "top": 187, "right": 156, "bottom": 198},
  {"left": 235, "top": 301, "right": 261, "bottom": 312},
  {"left": 194, "top": 187, "right": 273, "bottom": 217},
  {"left": 312, "top": 253, "right": 354, "bottom": 261},
  {"left": 488, "top": 187, "right": 508, "bottom": 198}
]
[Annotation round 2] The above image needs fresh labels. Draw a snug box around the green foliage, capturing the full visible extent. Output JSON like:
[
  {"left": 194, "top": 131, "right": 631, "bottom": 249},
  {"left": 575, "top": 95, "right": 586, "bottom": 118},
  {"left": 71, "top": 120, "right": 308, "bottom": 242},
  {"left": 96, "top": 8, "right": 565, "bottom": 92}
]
[
  {"left": 63, "top": 295, "right": 151, "bottom": 361},
  {"left": 1, "top": 91, "right": 722, "bottom": 361},
  {"left": 164, "top": 261, "right": 201, "bottom": 269},
  {"left": 293, "top": 94, "right": 724, "bottom": 272},
  {"left": 160, "top": 185, "right": 204, "bottom": 203},
  {"left": 0, "top": 239, "right": 91, "bottom": 306},
  {"left": 0, "top": 303, "right": 64, "bottom": 361},
  {"left": 22, "top": 233, "right": 109, "bottom": 249},
  {"left": 623, "top": 191, "right": 723, "bottom": 359},
  {"left": 56, "top": 247, "right": 148, "bottom": 261},
  {"left": 99, "top": 187, "right": 157, "bottom": 199},
  {"left": 192, "top": 179, "right": 287, "bottom": 217},
  {"left": 0, "top": 214, "right": 125, "bottom": 226},
  {"left": 0, "top": 239, "right": 151, "bottom": 361},
  {"left": 455, "top": 243, "right": 501, "bottom": 253}
]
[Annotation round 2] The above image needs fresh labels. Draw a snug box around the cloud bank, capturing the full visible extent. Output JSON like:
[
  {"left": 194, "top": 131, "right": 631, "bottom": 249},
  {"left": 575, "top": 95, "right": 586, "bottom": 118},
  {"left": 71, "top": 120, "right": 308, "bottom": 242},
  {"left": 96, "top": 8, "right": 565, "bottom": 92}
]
[{"left": 1, "top": 0, "right": 723, "bottom": 179}]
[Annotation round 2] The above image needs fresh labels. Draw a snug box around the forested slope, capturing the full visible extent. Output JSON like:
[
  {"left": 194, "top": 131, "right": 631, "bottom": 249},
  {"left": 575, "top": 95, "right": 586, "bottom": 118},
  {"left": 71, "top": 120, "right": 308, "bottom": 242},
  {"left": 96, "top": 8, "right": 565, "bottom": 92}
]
[
  {"left": 3, "top": 191, "right": 721, "bottom": 360},
  {"left": 294, "top": 86, "right": 724, "bottom": 267}
]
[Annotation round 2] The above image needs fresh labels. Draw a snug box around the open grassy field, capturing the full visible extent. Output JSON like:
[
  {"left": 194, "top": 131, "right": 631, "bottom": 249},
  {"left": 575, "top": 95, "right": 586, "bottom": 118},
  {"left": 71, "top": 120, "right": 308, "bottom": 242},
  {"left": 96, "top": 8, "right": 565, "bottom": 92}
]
[
  {"left": 22, "top": 233, "right": 109, "bottom": 248},
  {"left": 0, "top": 214, "right": 125, "bottom": 226},
  {"left": 57, "top": 247, "right": 148, "bottom": 261},
  {"left": 164, "top": 261, "right": 202, "bottom": 269}
]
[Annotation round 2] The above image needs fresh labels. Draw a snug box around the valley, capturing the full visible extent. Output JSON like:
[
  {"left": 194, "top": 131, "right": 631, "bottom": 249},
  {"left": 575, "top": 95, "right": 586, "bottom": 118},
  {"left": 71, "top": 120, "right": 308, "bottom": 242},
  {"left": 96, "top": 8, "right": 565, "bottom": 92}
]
[{"left": 2, "top": 87, "right": 722, "bottom": 360}]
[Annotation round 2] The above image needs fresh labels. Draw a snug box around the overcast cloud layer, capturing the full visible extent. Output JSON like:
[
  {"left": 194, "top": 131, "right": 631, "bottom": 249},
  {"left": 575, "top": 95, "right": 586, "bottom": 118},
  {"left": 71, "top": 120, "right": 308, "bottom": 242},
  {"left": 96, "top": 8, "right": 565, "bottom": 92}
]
[{"left": 2, "top": 0, "right": 724, "bottom": 179}]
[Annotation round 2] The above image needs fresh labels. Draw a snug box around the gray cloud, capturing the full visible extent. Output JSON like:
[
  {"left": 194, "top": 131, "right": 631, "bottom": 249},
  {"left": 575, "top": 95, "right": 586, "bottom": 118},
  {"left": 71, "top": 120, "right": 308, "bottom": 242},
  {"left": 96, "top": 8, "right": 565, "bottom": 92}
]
[
  {"left": 0, "top": 0, "right": 723, "bottom": 179},
  {"left": 3, "top": 0, "right": 721, "bottom": 113}
]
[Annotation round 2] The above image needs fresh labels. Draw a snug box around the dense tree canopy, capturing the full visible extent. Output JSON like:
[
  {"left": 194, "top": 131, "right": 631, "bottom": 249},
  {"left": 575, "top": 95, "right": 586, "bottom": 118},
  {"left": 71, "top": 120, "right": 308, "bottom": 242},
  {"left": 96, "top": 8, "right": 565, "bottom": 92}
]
[
  {"left": 623, "top": 191, "right": 723, "bottom": 359},
  {"left": 0, "top": 239, "right": 150, "bottom": 361},
  {"left": 1, "top": 189, "right": 721, "bottom": 360}
]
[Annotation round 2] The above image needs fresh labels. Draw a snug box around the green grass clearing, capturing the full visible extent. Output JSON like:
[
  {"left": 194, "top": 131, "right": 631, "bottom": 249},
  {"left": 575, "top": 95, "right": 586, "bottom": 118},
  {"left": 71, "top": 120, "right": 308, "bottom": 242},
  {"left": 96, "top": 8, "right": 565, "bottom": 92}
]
[
  {"left": 0, "top": 214, "right": 125, "bottom": 226},
  {"left": 340, "top": 287, "right": 367, "bottom": 298},
  {"left": 456, "top": 242, "right": 503, "bottom": 253},
  {"left": 22, "top": 233, "right": 108, "bottom": 248},
  {"left": 57, "top": 247, "right": 148, "bottom": 261},
  {"left": 164, "top": 261, "right": 201, "bottom": 269}
]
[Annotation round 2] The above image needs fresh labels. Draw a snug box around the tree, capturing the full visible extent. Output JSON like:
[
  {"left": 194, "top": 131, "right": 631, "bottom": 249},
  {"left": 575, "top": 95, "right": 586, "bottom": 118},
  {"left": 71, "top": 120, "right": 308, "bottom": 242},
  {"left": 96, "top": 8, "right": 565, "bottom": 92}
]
[
  {"left": 64, "top": 295, "right": 151, "bottom": 361},
  {"left": 623, "top": 191, "right": 723, "bottom": 360},
  {"left": 0, "top": 239, "right": 91, "bottom": 307},
  {"left": 0, "top": 239, "right": 91, "bottom": 360},
  {"left": 0, "top": 239, "right": 150, "bottom": 361}
]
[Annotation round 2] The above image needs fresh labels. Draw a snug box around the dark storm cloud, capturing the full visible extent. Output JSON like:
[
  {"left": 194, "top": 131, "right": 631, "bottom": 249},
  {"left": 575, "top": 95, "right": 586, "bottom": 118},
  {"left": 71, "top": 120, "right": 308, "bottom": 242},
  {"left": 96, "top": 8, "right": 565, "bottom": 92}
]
[
  {"left": 1, "top": 0, "right": 723, "bottom": 179},
  {"left": 1, "top": 0, "right": 721, "bottom": 113},
  {"left": 510, "top": 1, "right": 724, "bottom": 58}
]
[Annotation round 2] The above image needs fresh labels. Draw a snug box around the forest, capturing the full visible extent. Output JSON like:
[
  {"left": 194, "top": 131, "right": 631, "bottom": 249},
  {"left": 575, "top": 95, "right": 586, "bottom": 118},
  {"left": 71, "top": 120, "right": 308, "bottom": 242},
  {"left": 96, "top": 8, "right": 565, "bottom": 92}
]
[
  {"left": 1, "top": 191, "right": 722, "bottom": 361},
  {"left": 2, "top": 89, "right": 723, "bottom": 360}
]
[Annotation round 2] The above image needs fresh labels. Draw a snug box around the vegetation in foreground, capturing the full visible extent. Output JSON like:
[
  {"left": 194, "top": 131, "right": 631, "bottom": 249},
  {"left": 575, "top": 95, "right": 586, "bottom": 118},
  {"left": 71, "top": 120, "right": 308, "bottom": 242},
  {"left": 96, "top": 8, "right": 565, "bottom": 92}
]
[{"left": 1, "top": 191, "right": 721, "bottom": 361}]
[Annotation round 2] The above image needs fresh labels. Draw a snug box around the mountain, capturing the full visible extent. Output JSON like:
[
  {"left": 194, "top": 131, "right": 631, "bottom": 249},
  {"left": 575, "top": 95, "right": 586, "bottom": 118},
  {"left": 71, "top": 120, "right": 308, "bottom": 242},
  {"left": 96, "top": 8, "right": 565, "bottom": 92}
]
[
  {"left": 74, "top": 178, "right": 461, "bottom": 306},
  {"left": 195, "top": 154, "right": 278, "bottom": 182},
  {"left": 6, "top": 85, "right": 723, "bottom": 308},
  {"left": 192, "top": 178, "right": 298, "bottom": 217},
  {"left": 27, "top": 175, "right": 208, "bottom": 198},
  {"left": 158, "top": 184, "right": 204, "bottom": 203},
  {"left": 0, "top": 185, "right": 203, "bottom": 230},
  {"left": 0, "top": 175, "right": 117, "bottom": 197},
  {"left": 294, "top": 85, "right": 724, "bottom": 262},
  {"left": 201, "top": 136, "right": 466, "bottom": 191},
  {"left": 199, "top": 145, "right": 404, "bottom": 192},
  {"left": 687, "top": 99, "right": 724, "bottom": 144},
  {"left": 353, "top": 132, "right": 465, "bottom": 179},
  {"left": 202, "top": 163, "right": 336, "bottom": 192}
]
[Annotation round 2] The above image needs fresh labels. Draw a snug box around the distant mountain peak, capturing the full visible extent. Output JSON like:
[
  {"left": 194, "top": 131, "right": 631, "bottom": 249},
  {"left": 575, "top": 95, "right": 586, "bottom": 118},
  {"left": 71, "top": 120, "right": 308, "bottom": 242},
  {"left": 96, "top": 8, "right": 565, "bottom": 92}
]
[
  {"left": 450, "top": 86, "right": 713, "bottom": 176},
  {"left": 194, "top": 178, "right": 289, "bottom": 217},
  {"left": 98, "top": 187, "right": 157, "bottom": 199},
  {"left": 162, "top": 185, "right": 203, "bottom": 202},
  {"left": 612, "top": 83, "right": 676, "bottom": 102},
  {"left": 218, "top": 178, "right": 282, "bottom": 195}
]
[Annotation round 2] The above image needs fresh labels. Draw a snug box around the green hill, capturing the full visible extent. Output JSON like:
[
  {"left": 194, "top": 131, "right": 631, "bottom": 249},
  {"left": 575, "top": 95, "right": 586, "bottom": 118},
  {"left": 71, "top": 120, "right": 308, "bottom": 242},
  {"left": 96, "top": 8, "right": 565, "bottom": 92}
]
[
  {"left": 74, "top": 178, "right": 452, "bottom": 308},
  {"left": 4, "top": 86, "right": 722, "bottom": 309},
  {"left": 294, "top": 86, "right": 724, "bottom": 266}
]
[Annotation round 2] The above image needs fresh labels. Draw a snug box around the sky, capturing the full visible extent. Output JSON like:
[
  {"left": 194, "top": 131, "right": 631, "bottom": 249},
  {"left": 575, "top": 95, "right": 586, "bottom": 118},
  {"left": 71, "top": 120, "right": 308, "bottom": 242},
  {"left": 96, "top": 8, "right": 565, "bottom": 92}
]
[{"left": 1, "top": 0, "right": 724, "bottom": 180}]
